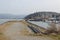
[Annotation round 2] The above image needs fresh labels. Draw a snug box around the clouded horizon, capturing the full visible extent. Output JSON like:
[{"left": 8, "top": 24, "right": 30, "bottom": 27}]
[{"left": 0, "top": 0, "right": 60, "bottom": 15}]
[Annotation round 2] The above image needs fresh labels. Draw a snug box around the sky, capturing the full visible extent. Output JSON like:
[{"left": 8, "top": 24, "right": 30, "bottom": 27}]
[{"left": 0, "top": 0, "right": 60, "bottom": 15}]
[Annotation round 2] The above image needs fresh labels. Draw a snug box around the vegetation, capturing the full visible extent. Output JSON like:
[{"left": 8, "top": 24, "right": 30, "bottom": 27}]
[
  {"left": 24, "top": 12, "right": 60, "bottom": 40},
  {"left": 24, "top": 12, "right": 60, "bottom": 21}
]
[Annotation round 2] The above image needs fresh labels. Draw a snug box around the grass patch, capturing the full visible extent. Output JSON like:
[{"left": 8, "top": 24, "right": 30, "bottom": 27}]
[
  {"left": 46, "top": 34, "right": 60, "bottom": 40},
  {"left": 0, "top": 33, "right": 3, "bottom": 35}
]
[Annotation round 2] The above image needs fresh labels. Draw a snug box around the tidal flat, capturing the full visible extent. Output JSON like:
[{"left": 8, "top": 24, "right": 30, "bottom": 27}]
[{"left": 0, "top": 19, "right": 59, "bottom": 40}]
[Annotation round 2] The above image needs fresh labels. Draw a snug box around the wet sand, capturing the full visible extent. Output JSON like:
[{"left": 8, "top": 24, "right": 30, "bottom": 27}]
[{"left": 0, "top": 21, "right": 55, "bottom": 40}]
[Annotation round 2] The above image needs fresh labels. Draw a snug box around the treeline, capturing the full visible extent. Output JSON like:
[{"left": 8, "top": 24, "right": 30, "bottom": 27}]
[{"left": 25, "top": 12, "right": 60, "bottom": 21}]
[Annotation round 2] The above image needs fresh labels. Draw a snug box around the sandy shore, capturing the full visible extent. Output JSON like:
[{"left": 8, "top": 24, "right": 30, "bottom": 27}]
[{"left": 0, "top": 21, "right": 55, "bottom": 40}]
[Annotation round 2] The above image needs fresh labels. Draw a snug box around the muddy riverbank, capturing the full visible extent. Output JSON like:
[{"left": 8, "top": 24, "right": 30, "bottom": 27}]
[{"left": 0, "top": 20, "right": 55, "bottom": 40}]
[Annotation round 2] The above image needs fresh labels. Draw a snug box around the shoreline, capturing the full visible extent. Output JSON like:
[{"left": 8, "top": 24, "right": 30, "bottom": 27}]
[{"left": 0, "top": 20, "right": 57, "bottom": 40}]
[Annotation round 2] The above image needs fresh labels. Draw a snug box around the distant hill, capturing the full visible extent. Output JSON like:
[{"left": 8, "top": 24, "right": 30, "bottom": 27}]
[{"left": 0, "top": 14, "right": 26, "bottom": 19}]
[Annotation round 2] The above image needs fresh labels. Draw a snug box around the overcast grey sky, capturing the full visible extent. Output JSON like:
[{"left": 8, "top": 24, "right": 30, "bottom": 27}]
[{"left": 0, "top": 0, "right": 60, "bottom": 15}]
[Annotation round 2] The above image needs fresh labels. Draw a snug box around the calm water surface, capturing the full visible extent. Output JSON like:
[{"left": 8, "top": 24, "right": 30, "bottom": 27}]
[
  {"left": 28, "top": 21, "right": 51, "bottom": 29},
  {"left": 0, "top": 19, "right": 22, "bottom": 24}
]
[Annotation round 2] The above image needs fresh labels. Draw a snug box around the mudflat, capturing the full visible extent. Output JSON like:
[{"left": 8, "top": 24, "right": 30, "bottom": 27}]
[{"left": 0, "top": 21, "right": 55, "bottom": 40}]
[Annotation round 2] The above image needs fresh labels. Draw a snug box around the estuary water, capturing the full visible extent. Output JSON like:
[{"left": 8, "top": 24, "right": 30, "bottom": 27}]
[
  {"left": 28, "top": 21, "right": 60, "bottom": 30},
  {"left": 0, "top": 19, "right": 22, "bottom": 24},
  {"left": 28, "top": 21, "right": 51, "bottom": 29}
]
